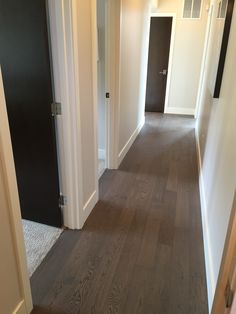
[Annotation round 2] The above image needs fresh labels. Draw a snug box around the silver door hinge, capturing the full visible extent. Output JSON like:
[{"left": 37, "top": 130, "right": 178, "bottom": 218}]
[
  {"left": 51, "top": 102, "right": 62, "bottom": 116},
  {"left": 59, "top": 195, "right": 67, "bottom": 208}
]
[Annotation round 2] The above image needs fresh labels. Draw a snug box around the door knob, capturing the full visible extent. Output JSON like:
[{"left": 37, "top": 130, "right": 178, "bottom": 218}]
[{"left": 159, "top": 69, "right": 167, "bottom": 75}]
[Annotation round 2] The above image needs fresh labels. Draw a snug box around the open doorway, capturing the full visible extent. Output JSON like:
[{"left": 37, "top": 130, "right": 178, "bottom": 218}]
[
  {"left": 97, "top": 0, "right": 108, "bottom": 178},
  {"left": 145, "top": 14, "right": 176, "bottom": 113},
  {"left": 0, "top": 0, "right": 63, "bottom": 277}
]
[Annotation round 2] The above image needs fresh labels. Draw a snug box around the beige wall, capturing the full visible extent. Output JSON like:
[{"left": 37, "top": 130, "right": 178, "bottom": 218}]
[
  {"left": 118, "top": 0, "right": 150, "bottom": 162},
  {"left": 152, "top": 0, "right": 209, "bottom": 115},
  {"left": 196, "top": 1, "right": 236, "bottom": 310}
]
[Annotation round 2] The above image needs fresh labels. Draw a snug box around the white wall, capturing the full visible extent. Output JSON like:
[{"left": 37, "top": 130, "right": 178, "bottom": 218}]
[
  {"left": 97, "top": 0, "right": 106, "bottom": 155},
  {"left": 0, "top": 69, "right": 32, "bottom": 313},
  {"left": 152, "top": 0, "right": 209, "bottom": 115},
  {"left": 196, "top": 1, "right": 236, "bottom": 310},
  {"left": 118, "top": 0, "right": 151, "bottom": 164},
  {"left": 0, "top": 159, "right": 23, "bottom": 314},
  {"left": 151, "top": 0, "right": 159, "bottom": 10}
]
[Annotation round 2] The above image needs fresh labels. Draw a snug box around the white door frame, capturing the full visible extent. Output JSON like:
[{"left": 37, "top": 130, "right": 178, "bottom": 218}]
[
  {"left": 148, "top": 13, "right": 176, "bottom": 114},
  {"left": 49, "top": 0, "right": 121, "bottom": 228},
  {"left": 95, "top": 0, "right": 121, "bottom": 173},
  {"left": 96, "top": 0, "right": 108, "bottom": 176},
  {"left": 48, "top": 0, "right": 84, "bottom": 229},
  {"left": 104, "top": 0, "right": 121, "bottom": 170}
]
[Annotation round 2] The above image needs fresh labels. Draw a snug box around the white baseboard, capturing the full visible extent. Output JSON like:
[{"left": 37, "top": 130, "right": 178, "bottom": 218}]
[
  {"left": 98, "top": 149, "right": 106, "bottom": 160},
  {"left": 165, "top": 107, "right": 195, "bottom": 116},
  {"left": 118, "top": 117, "right": 145, "bottom": 166},
  {"left": 195, "top": 128, "right": 215, "bottom": 313},
  {"left": 81, "top": 190, "right": 98, "bottom": 227},
  {"left": 13, "top": 301, "right": 26, "bottom": 314},
  {"left": 98, "top": 167, "right": 106, "bottom": 179}
]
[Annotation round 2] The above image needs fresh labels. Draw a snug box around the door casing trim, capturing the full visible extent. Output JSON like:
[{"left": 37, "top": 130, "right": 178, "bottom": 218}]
[
  {"left": 48, "top": 0, "right": 84, "bottom": 229},
  {"left": 103, "top": 0, "right": 121, "bottom": 170}
]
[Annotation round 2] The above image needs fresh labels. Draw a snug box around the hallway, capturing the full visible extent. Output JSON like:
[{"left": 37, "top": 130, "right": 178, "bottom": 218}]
[{"left": 31, "top": 113, "right": 208, "bottom": 314}]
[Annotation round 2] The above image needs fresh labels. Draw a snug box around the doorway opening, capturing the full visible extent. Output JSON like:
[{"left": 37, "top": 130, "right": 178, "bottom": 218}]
[
  {"left": 97, "top": 0, "right": 108, "bottom": 178},
  {"left": 145, "top": 14, "right": 176, "bottom": 114},
  {"left": 0, "top": 0, "right": 63, "bottom": 278}
]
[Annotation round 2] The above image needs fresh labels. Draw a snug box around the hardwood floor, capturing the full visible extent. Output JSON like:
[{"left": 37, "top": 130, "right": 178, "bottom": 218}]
[{"left": 31, "top": 113, "right": 208, "bottom": 314}]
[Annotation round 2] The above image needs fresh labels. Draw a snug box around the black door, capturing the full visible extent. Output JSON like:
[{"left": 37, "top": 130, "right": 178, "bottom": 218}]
[
  {"left": 145, "top": 17, "right": 172, "bottom": 113},
  {"left": 0, "top": 0, "right": 62, "bottom": 227}
]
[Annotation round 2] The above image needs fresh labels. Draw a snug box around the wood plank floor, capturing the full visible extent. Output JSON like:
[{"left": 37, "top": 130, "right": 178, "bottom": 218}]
[{"left": 31, "top": 113, "right": 208, "bottom": 314}]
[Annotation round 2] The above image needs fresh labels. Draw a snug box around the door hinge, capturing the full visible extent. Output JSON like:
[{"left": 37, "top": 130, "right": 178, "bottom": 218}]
[
  {"left": 225, "top": 280, "right": 234, "bottom": 308},
  {"left": 106, "top": 92, "right": 110, "bottom": 99},
  {"left": 59, "top": 194, "right": 67, "bottom": 208},
  {"left": 51, "top": 102, "right": 62, "bottom": 116}
]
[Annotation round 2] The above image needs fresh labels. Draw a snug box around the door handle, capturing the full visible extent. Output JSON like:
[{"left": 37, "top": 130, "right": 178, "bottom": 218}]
[{"left": 159, "top": 69, "right": 167, "bottom": 75}]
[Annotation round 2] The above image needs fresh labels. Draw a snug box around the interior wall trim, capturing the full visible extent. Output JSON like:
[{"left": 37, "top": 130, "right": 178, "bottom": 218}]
[
  {"left": 165, "top": 107, "right": 196, "bottom": 116},
  {"left": 81, "top": 190, "right": 98, "bottom": 226},
  {"left": 118, "top": 116, "right": 145, "bottom": 166},
  {"left": 12, "top": 301, "right": 26, "bottom": 314}
]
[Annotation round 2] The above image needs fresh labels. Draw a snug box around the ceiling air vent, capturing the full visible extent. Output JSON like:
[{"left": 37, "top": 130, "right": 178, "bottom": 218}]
[
  {"left": 183, "top": 0, "right": 202, "bottom": 19},
  {"left": 217, "top": 0, "right": 228, "bottom": 18}
]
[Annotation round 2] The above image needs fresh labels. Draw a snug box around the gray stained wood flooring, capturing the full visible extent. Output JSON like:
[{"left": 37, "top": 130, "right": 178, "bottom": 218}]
[{"left": 31, "top": 113, "right": 208, "bottom": 314}]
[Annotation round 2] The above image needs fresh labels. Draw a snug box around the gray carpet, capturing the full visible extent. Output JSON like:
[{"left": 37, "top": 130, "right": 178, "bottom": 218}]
[{"left": 22, "top": 220, "right": 63, "bottom": 277}]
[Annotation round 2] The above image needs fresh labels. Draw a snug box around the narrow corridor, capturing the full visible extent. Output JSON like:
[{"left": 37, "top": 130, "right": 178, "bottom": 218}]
[{"left": 31, "top": 113, "right": 208, "bottom": 314}]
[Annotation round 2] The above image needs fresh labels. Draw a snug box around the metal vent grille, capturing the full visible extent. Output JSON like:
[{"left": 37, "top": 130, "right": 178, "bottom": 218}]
[
  {"left": 217, "top": 0, "right": 228, "bottom": 18},
  {"left": 183, "top": 0, "right": 202, "bottom": 18}
]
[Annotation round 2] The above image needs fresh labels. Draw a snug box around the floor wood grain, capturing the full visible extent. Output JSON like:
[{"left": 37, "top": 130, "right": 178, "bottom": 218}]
[{"left": 31, "top": 113, "right": 208, "bottom": 314}]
